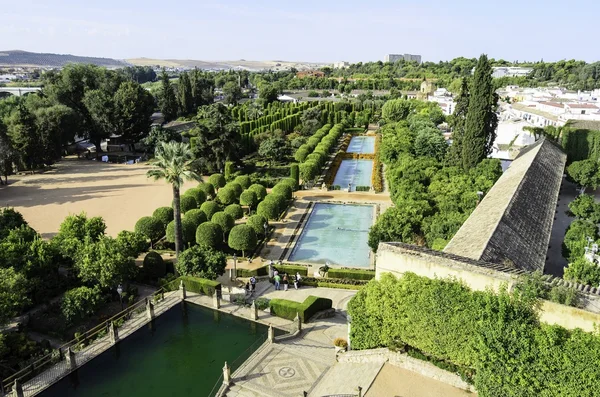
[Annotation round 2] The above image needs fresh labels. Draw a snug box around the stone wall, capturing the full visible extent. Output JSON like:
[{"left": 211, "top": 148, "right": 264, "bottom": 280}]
[
  {"left": 338, "top": 348, "right": 475, "bottom": 393},
  {"left": 377, "top": 242, "right": 600, "bottom": 332}
]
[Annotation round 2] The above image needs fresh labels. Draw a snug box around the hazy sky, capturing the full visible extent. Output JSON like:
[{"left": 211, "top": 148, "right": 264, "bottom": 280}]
[{"left": 2, "top": 0, "right": 598, "bottom": 63}]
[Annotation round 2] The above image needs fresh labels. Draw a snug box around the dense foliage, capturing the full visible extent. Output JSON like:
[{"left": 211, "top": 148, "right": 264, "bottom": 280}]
[
  {"left": 175, "top": 246, "right": 226, "bottom": 280},
  {"left": 349, "top": 273, "right": 600, "bottom": 396}
]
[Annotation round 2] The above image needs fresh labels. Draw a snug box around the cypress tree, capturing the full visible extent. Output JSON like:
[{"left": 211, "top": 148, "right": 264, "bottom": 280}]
[
  {"left": 447, "top": 77, "right": 470, "bottom": 165},
  {"left": 159, "top": 69, "right": 178, "bottom": 122},
  {"left": 178, "top": 71, "right": 193, "bottom": 116},
  {"left": 461, "top": 54, "right": 498, "bottom": 170}
]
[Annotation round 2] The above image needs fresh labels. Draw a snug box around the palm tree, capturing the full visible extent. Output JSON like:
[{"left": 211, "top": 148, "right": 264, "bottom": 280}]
[{"left": 147, "top": 142, "right": 200, "bottom": 259}]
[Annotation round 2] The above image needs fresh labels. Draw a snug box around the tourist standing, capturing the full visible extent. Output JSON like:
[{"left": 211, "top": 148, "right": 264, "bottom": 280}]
[
  {"left": 250, "top": 276, "right": 257, "bottom": 292},
  {"left": 283, "top": 274, "right": 289, "bottom": 291},
  {"left": 274, "top": 273, "right": 281, "bottom": 290},
  {"left": 294, "top": 272, "right": 302, "bottom": 289}
]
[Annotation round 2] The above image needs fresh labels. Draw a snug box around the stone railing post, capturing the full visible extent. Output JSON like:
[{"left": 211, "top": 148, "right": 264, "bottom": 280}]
[
  {"left": 146, "top": 298, "right": 155, "bottom": 321},
  {"left": 222, "top": 362, "right": 231, "bottom": 385},
  {"left": 65, "top": 347, "right": 76, "bottom": 372},
  {"left": 294, "top": 312, "right": 302, "bottom": 333},
  {"left": 250, "top": 300, "right": 258, "bottom": 321},
  {"left": 109, "top": 321, "right": 119, "bottom": 345},
  {"left": 13, "top": 380, "right": 23, "bottom": 397},
  {"left": 268, "top": 325, "right": 274, "bottom": 343},
  {"left": 213, "top": 293, "right": 221, "bottom": 309},
  {"left": 179, "top": 280, "right": 186, "bottom": 300}
]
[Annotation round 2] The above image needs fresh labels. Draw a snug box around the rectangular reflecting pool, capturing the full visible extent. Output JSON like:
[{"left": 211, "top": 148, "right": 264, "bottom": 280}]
[
  {"left": 40, "top": 303, "right": 268, "bottom": 397},
  {"left": 346, "top": 136, "right": 376, "bottom": 154},
  {"left": 333, "top": 159, "right": 373, "bottom": 191},
  {"left": 289, "top": 203, "right": 373, "bottom": 267}
]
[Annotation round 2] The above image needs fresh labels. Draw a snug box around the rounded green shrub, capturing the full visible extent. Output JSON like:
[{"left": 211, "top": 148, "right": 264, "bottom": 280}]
[
  {"left": 143, "top": 251, "right": 166, "bottom": 278},
  {"left": 264, "top": 193, "right": 287, "bottom": 212},
  {"left": 295, "top": 147, "right": 310, "bottom": 163},
  {"left": 257, "top": 199, "right": 280, "bottom": 220},
  {"left": 280, "top": 177, "right": 298, "bottom": 192},
  {"left": 211, "top": 211, "right": 235, "bottom": 234},
  {"left": 216, "top": 187, "right": 237, "bottom": 206},
  {"left": 184, "top": 188, "right": 207, "bottom": 207},
  {"left": 180, "top": 195, "right": 197, "bottom": 213},
  {"left": 228, "top": 224, "right": 257, "bottom": 257},
  {"left": 248, "top": 183, "right": 267, "bottom": 201},
  {"left": 224, "top": 161, "right": 235, "bottom": 181},
  {"left": 166, "top": 218, "right": 196, "bottom": 246},
  {"left": 209, "top": 173, "right": 226, "bottom": 190},
  {"left": 225, "top": 182, "right": 243, "bottom": 198},
  {"left": 240, "top": 190, "right": 258, "bottom": 208},
  {"left": 198, "top": 182, "right": 215, "bottom": 199},
  {"left": 290, "top": 164, "right": 299, "bottom": 187},
  {"left": 184, "top": 209, "right": 207, "bottom": 229},
  {"left": 152, "top": 207, "right": 174, "bottom": 228},
  {"left": 233, "top": 175, "right": 251, "bottom": 189},
  {"left": 272, "top": 183, "right": 293, "bottom": 200},
  {"left": 196, "top": 222, "right": 223, "bottom": 249},
  {"left": 200, "top": 201, "right": 221, "bottom": 220},
  {"left": 300, "top": 161, "right": 318, "bottom": 182},
  {"left": 224, "top": 204, "right": 244, "bottom": 220},
  {"left": 247, "top": 214, "right": 268, "bottom": 236},
  {"left": 135, "top": 216, "right": 164, "bottom": 243}
]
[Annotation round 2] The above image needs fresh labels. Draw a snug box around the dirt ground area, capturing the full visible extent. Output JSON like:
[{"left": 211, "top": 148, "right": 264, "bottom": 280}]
[
  {"left": 0, "top": 157, "right": 197, "bottom": 238},
  {"left": 365, "top": 363, "right": 475, "bottom": 397}
]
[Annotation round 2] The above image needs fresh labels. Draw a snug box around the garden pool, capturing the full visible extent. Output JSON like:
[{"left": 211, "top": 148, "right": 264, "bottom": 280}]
[
  {"left": 346, "top": 136, "right": 376, "bottom": 154},
  {"left": 333, "top": 159, "right": 373, "bottom": 191},
  {"left": 288, "top": 203, "right": 373, "bottom": 268},
  {"left": 40, "top": 303, "right": 269, "bottom": 397}
]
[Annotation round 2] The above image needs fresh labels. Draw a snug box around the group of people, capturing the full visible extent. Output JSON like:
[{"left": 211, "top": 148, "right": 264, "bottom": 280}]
[{"left": 273, "top": 270, "right": 302, "bottom": 291}]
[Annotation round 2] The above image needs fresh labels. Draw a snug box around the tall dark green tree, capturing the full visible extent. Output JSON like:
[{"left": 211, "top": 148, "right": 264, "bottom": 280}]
[
  {"left": 8, "top": 104, "right": 43, "bottom": 170},
  {"left": 159, "top": 69, "right": 178, "bottom": 122},
  {"left": 0, "top": 120, "right": 15, "bottom": 184},
  {"left": 177, "top": 71, "right": 194, "bottom": 116},
  {"left": 193, "top": 103, "right": 241, "bottom": 172},
  {"left": 190, "top": 69, "right": 214, "bottom": 107},
  {"left": 461, "top": 54, "right": 498, "bottom": 170},
  {"left": 446, "top": 77, "right": 470, "bottom": 164},
  {"left": 113, "top": 81, "right": 155, "bottom": 145}
]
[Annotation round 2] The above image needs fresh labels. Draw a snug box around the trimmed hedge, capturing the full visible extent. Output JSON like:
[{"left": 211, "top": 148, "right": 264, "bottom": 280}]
[
  {"left": 166, "top": 218, "right": 196, "bottom": 245},
  {"left": 152, "top": 207, "right": 174, "bottom": 228},
  {"left": 236, "top": 266, "right": 270, "bottom": 277},
  {"left": 274, "top": 265, "right": 308, "bottom": 276},
  {"left": 169, "top": 275, "right": 222, "bottom": 296},
  {"left": 234, "top": 175, "right": 252, "bottom": 189},
  {"left": 270, "top": 295, "right": 333, "bottom": 323},
  {"left": 327, "top": 269, "right": 375, "bottom": 281},
  {"left": 239, "top": 189, "right": 258, "bottom": 208},
  {"left": 196, "top": 222, "right": 223, "bottom": 248},
  {"left": 180, "top": 195, "right": 197, "bottom": 213},
  {"left": 257, "top": 199, "right": 280, "bottom": 220},
  {"left": 143, "top": 251, "right": 166, "bottom": 278},
  {"left": 272, "top": 183, "right": 293, "bottom": 200},
  {"left": 200, "top": 201, "right": 221, "bottom": 220},
  {"left": 302, "top": 276, "right": 369, "bottom": 288},
  {"left": 224, "top": 204, "right": 244, "bottom": 220},
  {"left": 209, "top": 174, "right": 226, "bottom": 190},
  {"left": 216, "top": 187, "right": 237, "bottom": 206},
  {"left": 184, "top": 188, "right": 207, "bottom": 207},
  {"left": 225, "top": 182, "right": 243, "bottom": 198},
  {"left": 248, "top": 183, "right": 267, "bottom": 201},
  {"left": 184, "top": 209, "right": 207, "bottom": 229},
  {"left": 198, "top": 182, "right": 215, "bottom": 199},
  {"left": 135, "top": 216, "right": 164, "bottom": 243},
  {"left": 247, "top": 214, "right": 268, "bottom": 237},
  {"left": 211, "top": 211, "right": 235, "bottom": 234}
]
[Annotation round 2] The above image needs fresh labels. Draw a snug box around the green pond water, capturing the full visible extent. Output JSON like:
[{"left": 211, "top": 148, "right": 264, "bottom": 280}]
[{"left": 40, "top": 303, "right": 269, "bottom": 397}]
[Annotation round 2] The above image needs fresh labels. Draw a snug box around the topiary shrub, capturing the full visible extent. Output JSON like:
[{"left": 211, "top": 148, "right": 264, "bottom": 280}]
[
  {"left": 264, "top": 193, "right": 287, "bottom": 213},
  {"left": 180, "top": 195, "right": 197, "bottom": 213},
  {"left": 272, "top": 183, "right": 293, "bottom": 200},
  {"left": 184, "top": 188, "right": 207, "bottom": 207},
  {"left": 234, "top": 175, "right": 251, "bottom": 189},
  {"left": 224, "top": 161, "right": 235, "bottom": 181},
  {"left": 224, "top": 204, "right": 244, "bottom": 220},
  {"left": 143, "top": 251, "right": 166, "bottom": 279},
  {"left": 290, "top": 164, "right": 299, "bottom": 188},
  {"left": 166, "top": 218, "right": 196, "bottom": 246},
  {"left": 240, "top": 190, "right": 258, "bottom": 209},
  {"left": 257, "top": 199, "right": 280, "bottom": 220},
  {"left": 198, "top": 182, "right": 215, "bottom": 199},
  {"left": 225, "top": 182, "right": 243, "bottom": 198},
  {"left": 209, "top": 174, "right": 226, "bottom": 190},
  {"left": 152, "top": 207, "right": 174, "bottom": 228},
  {"left": 196, "top": 222, "right": 223, "bottom": 249},
  {"left": 270, "top": 295, "right": 332, "bottom": 323},
  {"left": 211, "top": 212, "right": 235, "bottom": 235},
  {"left": 135, "top": 216, "right": 165, "bottom": 243},
  {"left": 200, "top": 201, "right": 221, "bottom": 220},
  {"left": 247, "top": 214, "right": 268, "bottom": 237},
  {"left": 184, "top": 209, "right": 207, "bottom": 229},
  {"left": 280, "top": 177, "right": 298, "bottom": 192},
  {"left": 327, "top": 268, "right": 375, "bottom": 280},
  {"left": 216, "top": 187, "right": 237, "bottom": 206},
  {"left": 228, "top": 224, "right": 258, "bottom": 257},
  {"left": 248, "top": 183, "right": 267, "bottom": 201}
]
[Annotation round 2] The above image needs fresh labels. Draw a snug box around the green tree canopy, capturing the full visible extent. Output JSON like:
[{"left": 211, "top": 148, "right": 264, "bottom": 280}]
[
  {"left": 175, "top": 246, "right": 226, "bottom": 279},
  {"left": 228, "top": 224, "right": 257, "bottom": 257}
]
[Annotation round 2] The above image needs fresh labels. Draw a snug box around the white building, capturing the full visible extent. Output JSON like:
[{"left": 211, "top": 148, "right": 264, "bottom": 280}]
[
  {"left": 332, "top": 61, "right": 350, "bottom": 69},
  {"left": 384, "top": 54, "right": 422, "bottom": 63},
  {"left": 427, "top": 88, "right": 455, "bottom": 115},
  {"left": 565, "top": 103, "right": 600, "bottom": 116},
  {"left": 491, "top": 67, "right": 533, "bottom": 78}
]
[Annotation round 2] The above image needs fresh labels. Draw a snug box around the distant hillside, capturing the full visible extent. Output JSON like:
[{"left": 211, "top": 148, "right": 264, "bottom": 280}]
[
  {"left": 0, "top": 50, "right": 129, "bottom": 68},
  {"left": 127, "top": 57, "right": 327, "bottom": 71}
]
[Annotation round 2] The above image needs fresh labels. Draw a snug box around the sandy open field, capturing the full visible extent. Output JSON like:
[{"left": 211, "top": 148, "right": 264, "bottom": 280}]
[{"left": 0, "top": 157, "right": 197, "bottom": 238}]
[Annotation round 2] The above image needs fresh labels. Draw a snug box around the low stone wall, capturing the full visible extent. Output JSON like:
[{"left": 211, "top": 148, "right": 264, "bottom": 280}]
[{"left": 338, "top": 348, "right": 475, "bottom": 393}]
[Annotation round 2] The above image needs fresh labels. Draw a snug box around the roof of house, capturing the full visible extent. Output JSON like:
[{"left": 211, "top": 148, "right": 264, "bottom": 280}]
[
  {"left": 163, "top": 120, "right": 196, "bottom": 133},
  {"left": 539, "top": 101, "right": 564, "bottom": 108},
  {"left": 512, "top": 103, "right": 559, "bottom": 121},
  {"left": 443, "top": 138, "right": 567, "bottom": 272},
  {"left": 564, "top": 119, "right": 600, "bottom": 130},
  {"left": 567, "top": 103, "right": 599, "bottom": 109}
]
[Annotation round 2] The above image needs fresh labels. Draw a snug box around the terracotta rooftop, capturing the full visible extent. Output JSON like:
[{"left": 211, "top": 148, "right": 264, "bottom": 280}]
[
  {"left": 443, "top": 138, "right": 567, "bottom": 272},
  {"left": 567, "top": 103, "right": 599, "bottom": 109},
  {"left": 539, "top": 101, "right": 564, "bottom": 108}
]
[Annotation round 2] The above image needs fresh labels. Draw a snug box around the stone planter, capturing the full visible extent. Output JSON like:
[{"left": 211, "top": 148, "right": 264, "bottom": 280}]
[{"left": 335, "top": 345, "right": 347, "bottom": 354}]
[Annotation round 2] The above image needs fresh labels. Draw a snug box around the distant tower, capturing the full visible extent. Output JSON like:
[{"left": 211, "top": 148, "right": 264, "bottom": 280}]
[{"left": 418, "top": 79, "right": 436, "bottom": 100}]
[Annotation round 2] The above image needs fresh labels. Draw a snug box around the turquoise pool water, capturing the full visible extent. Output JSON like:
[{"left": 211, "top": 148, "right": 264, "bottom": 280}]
[
  {"left": 40, "top": 303, "right": 269, "bottom": 397},
  {"left": 289, "top": 203, "right": 373, "bottom": 267},
  {"left": 333, "top": 159, "right": 373, "bottom": 191},
  {"left": 347, "top": 136, "right": 375, "bottom": 154}
]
